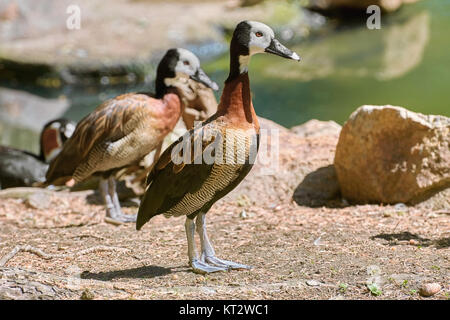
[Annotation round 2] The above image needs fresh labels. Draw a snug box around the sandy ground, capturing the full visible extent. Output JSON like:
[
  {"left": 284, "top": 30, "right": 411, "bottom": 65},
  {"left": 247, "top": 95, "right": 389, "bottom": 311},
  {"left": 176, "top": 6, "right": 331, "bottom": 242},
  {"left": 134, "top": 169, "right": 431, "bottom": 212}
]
[
  {"left": 0, "top": 190, "right": 448, "bottom": 300},
  {"left": 0, "top": 121, "right": 448, "bottom": 300}
]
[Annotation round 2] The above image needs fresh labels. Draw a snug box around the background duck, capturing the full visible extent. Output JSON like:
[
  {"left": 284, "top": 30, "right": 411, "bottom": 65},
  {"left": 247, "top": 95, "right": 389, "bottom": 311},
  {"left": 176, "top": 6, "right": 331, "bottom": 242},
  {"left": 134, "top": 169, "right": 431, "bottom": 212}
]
[
  {"left": 136, "top": 21, "right": 300, "bottom": 274},
  {"left": 0, "top": 118, "right": 75, "bottom": 189},
  {"left": 45, "top": 48, "right": 218, "bottom": 223},
  {"left": 117, "top": 78, "right": 219, "bottom": 197}
]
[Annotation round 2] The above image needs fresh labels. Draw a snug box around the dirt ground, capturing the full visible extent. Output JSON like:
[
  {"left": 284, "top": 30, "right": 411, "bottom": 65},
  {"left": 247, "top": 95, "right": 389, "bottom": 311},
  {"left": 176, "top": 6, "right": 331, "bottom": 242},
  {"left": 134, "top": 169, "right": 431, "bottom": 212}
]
[{"left": 0, "top": 120, "right": 448, "bottom": 300}]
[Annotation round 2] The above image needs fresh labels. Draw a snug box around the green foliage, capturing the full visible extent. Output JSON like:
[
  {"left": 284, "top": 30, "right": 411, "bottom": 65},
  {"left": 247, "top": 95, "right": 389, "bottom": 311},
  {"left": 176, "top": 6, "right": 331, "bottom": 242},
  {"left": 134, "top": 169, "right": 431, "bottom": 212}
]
[
  {"left": 339, "top": 283, "right": 348, "bottom": 293},
  {"left": 367, "top": 283, "right": 382, "bottom": 296},
  {"left": 431, "top": 265, "right": 440, "bottom": 271}
]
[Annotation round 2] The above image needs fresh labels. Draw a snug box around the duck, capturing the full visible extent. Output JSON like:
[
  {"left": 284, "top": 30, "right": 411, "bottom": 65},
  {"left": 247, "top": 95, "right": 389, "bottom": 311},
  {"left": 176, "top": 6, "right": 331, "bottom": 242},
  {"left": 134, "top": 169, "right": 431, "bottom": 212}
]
[
  {"left": 118, "top": 78, "right": 219, "bottom": 197},
  {"left": 0, "top": 118, "right": 75, "bottom": 189},
  {"left": 136, "top": 21, "right": 300, "bottom": 274},
  {"left": 45, "top": 48, "right": 218, "bottom": 223}
]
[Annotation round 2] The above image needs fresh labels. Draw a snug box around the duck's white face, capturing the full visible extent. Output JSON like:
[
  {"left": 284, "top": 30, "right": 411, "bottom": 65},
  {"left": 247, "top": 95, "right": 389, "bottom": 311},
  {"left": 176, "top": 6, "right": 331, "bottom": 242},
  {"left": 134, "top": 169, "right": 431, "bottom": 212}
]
[
  {"left": 63, "top": 122, "right": 76, "bottom": 139},
  {"left": 41, "top": 120, "right": 76, "bottom": 163},
  {"left": 246, "top": 21, "right": 275, "bottom": 56},
  {"left": 174, "top": 48, "right": 201, "bottom": 77},
  {"left": 167, "top": 48, "right": 219, "bottom": 91},
  {"left": 235, "top": 21, "right": 300, "bottom": 74}
]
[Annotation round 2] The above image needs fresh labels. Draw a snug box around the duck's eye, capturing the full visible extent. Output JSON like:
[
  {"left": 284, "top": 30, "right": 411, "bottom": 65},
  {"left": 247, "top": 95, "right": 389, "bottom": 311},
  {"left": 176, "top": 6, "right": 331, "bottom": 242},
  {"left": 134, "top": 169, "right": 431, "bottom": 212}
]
[
  {"left": 183, "top": 60, "right": 190, "bottom": 66},
  {"left": 255, "top": 31, "right": 263, "bottom": 37}
]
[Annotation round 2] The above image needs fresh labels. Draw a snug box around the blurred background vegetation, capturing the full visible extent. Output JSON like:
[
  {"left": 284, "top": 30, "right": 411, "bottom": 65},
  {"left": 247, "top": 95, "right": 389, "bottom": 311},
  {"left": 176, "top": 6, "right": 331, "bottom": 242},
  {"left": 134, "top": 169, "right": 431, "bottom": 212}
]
[{"left": 0, "top": 0, "right": 449, "bottom": 153}]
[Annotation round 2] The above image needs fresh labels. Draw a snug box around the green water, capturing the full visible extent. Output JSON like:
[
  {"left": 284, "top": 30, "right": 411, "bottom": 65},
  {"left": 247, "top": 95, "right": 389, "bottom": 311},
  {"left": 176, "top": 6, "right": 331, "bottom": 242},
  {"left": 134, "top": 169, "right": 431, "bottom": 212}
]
[
  {"left": 1, "top": 0, "right": 449, "bottom": 153},
  {"left": 204, "top": 0, "right": 450, "bottom": 126}
]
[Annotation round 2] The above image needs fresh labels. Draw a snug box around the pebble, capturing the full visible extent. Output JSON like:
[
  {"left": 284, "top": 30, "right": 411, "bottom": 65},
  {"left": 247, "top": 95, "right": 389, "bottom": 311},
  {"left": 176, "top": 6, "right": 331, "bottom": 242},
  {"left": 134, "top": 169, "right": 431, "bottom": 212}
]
[
  {"left": 419, "top": 283, "right": 441, "bottom": 297},
  {"left": 409, "top": 239, "right": 418, "bottom": 245},
  {"left": 394, "top": 203, "right": 407, "bottom": 211},
  {"left": 201, "top": 287, "right": 216, "bottom": 295},
  {"left": 306, "top": 280, "right": 321, "bottom": 287},
  {"left": 329, "top": 295, "right": 345, "bottom": 300},
  {"left": 25, "top": 193, "right": 51, "bottom": 210},
  {"left": 366, "top": 265, "right": 381, "bottom": 276}
]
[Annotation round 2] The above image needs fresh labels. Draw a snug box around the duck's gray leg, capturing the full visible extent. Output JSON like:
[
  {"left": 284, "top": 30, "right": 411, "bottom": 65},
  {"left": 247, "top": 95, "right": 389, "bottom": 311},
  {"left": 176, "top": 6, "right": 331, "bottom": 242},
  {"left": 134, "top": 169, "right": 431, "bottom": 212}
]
[
  {"left": 100, "top": 176, "right": 136, "bottom": 223},
  {"left": 196, "top": 212, "right": 252, "bottom": 270},
  {"left": 185, "top": 217, "right": 227, "bottom": 274},
  {"left": 99, "top": 177, "right": 116, "bottom": 219}
]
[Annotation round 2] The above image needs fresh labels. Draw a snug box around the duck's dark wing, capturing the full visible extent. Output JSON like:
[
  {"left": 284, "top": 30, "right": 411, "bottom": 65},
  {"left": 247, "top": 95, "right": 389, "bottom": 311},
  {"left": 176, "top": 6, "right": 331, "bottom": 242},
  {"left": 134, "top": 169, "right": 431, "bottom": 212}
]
[
  {"left": 45, "top": 94, "right": 154, "bottom": 184},
  {"left": 0, "top": 146, "right": 47, "bottom": 189},
  {"left": 136, "top": 122, "right": 218, "bottom": 229}
]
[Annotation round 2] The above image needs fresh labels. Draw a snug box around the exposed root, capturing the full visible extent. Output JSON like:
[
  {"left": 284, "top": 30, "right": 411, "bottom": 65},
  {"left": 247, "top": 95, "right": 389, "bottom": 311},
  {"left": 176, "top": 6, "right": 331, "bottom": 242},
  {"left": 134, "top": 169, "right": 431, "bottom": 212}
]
[
  {"left": 0, "top": 245, "right": 53, "bottom": 266},
  {"left": 0, "top": 245, "right": 130, "bottom": 267}
]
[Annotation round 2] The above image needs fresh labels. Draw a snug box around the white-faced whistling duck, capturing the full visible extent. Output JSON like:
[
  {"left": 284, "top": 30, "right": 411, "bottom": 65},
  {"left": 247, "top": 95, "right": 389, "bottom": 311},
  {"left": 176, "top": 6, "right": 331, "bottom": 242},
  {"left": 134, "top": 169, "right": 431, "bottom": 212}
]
[
  {"left": 136, "top": 21, "right": 300, "bottom": 274},
  {"left": 45, "top": 48, "right": 218, "bottom": 223},
  {"left": 0, "top": 118, "right": 75, "bottom": 189}
]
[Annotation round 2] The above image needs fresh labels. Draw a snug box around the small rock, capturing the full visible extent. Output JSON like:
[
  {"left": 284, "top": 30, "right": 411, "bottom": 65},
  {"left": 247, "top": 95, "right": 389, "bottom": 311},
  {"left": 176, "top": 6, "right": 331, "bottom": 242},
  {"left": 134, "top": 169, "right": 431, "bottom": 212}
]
[
  {"left": 394, "top": 203, "right": 408, "bottom": 211},
  {"left": 201, "top": 287, "right": 216, "bottom": 295},
  {"left": 306, "top": 280, "right": 321, "bottom": 287},
  {"left": 367, "top": 265, "right": 381, "bottom": 276},
  {"left": 329, "top": 295, "right": 345, "bottom": 300},
  {"left": 419, "top": 283, "right": 441, "bottom": 297},
  {"left": 25, "top": 192, "right": 51, "bottom": 210},
  {"left": 171, "top": 274, "right": 179, "bottom": 280},
  {"left": 239, "top": 210, "right": 247, "bottom": 219},
  {"left": 291, "top": 119, "right": 341, "bottom": 138},
  {"left": 409, "top": 239, "right": 418, "bottom": 245}
]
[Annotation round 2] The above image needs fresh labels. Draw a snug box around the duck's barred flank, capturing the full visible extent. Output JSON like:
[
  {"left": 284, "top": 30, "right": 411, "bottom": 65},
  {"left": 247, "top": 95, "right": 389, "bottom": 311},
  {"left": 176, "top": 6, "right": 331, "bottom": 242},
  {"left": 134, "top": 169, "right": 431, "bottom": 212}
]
[
  {"left": 72, "top": 109, "right": 160, "bottom": 183},
  {"left": 163, "top": 125, "right": 258, "bottom": 218},
  {"left": 46, "top": 93, "right": 181, "bottom": 184}
]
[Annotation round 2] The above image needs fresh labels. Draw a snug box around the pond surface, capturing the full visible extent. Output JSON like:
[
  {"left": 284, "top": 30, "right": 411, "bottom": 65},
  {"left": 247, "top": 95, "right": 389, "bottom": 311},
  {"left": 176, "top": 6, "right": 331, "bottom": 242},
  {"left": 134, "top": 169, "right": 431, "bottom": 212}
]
[
  {"left": 204, "top": 0, "right": 450, "bottom": 127},
  {"left": 1, "top": 0, "right": 449, "bottom": 154}
]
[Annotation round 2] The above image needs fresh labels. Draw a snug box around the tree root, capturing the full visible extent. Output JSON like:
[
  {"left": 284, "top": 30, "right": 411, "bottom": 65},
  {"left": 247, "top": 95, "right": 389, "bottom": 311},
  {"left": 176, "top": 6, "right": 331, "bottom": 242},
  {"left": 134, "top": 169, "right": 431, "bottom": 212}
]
[{"left": 0, "top": 245, "right": 130, "bottom": 267}]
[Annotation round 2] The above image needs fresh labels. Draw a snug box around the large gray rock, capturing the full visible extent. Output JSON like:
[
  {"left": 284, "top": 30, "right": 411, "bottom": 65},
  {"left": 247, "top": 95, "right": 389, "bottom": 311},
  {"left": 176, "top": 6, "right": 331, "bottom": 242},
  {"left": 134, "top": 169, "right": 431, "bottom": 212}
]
[
  {"left": 308, "top": 0, "right": 421, "bottom": 12},
  {"left": 290, "top": 119, "right": 341, "bottom": 138},
  {"left": 334, "top": 105, "right": 450, "bottom": 204}
]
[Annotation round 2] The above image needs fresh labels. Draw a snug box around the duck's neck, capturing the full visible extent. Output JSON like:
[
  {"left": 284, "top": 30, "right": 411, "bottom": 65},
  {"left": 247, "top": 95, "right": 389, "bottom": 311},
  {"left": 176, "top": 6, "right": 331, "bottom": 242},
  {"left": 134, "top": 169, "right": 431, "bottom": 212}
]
[
  {"left": 39, "top": 128, "right": 62, "bottom": 163},
  {"left": 226, "top": 51, "right": 250, "bottom": 83},
  {"left": 163, "top": 88, "right": 185, "bottom": 114},
  {"left": 155, "top": 78, "right": 168, "bottom": 99},
  {"left": 218, "top": 72, "right": 258, "bottom": 128}
]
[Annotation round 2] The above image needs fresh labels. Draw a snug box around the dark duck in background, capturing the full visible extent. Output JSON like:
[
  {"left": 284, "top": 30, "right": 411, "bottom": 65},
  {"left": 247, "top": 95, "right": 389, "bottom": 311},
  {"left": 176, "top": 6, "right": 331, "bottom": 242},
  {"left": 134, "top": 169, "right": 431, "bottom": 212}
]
[
  {"left": 0, "top": 119, "right": 75, "bottom": 189},
  {"left": 45, "top": 48, "right": 218, "bottom": 223},
  {"left": 136, "top": 21, "right": 300, "bottom": 274}
]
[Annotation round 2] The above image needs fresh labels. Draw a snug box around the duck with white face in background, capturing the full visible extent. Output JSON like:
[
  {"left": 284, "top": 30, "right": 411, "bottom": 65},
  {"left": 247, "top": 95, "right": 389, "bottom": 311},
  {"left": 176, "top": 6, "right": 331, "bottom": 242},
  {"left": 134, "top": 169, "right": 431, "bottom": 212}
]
[{"left": 45, "top": 48, "right": 218, "bottom": 223}]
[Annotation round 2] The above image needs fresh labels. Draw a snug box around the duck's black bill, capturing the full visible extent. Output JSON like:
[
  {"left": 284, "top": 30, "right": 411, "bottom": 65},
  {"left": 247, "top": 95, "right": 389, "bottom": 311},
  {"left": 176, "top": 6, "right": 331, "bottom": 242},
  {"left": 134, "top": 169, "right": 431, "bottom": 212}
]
[
  {"left": 265, "top": 38, "right": 301, "bottom": 61},
  {"left": 190, "top": 68, "right": 219, "bottom": 91}
]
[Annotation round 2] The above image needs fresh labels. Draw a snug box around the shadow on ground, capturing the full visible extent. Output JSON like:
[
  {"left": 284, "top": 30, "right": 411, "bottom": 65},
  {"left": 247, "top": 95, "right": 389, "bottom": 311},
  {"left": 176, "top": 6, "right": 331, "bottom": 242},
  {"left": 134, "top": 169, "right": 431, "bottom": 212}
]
[
  {"left": 293, "top": 165, "right": 344, "bottom": 208},
  {"left": 81, "top": 265, "right": 179, "bottom": 281},
  {"left": 371, "top": 231, "right": 450, "bottom": 249}
]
